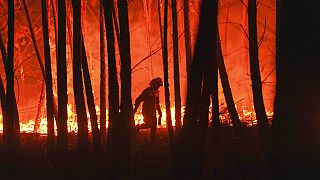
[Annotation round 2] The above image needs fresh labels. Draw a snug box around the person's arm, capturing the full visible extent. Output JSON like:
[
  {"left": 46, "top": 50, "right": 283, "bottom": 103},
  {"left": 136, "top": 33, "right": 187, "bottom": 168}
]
[
  {"left": 155, "top": 92, "right": 162, "bottom": 117},
  {"left": 133, "top": 88, "right": 148, "bottom": 113}
]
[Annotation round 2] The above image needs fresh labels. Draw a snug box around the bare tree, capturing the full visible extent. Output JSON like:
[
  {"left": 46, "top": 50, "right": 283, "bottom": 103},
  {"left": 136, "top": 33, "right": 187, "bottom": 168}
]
[
  {"left": 163, "top": 0, "right": 175, "bottom": 152},
  {"left": 57, "top": 0, "right": 68, "bottom": 155},
  {"left": 248, "top": 0, "right": 268, "bottom": 134},
  {"left": 184, "top": 0, "right": 192, "bottom": 77},
  {"left": 172, "top": 0, "right": 182, "bottom": 132},
  {"left": 216, "top": 29, "right": 242, "bottom": 129},
  {"left": 99, "top": 0, "right": 107, "bottom": 145},
  {"left": 116, "top": 0, "right": 133, "bottom": 177},
  {"left": 6, "top": 0, "right": 17, "bottom": 156},
  {"left": 41, "top": 0, "right": 55, "bottom": 156},
  {"left": 72, "top": 0, "right": 89, "bottom": 153}
]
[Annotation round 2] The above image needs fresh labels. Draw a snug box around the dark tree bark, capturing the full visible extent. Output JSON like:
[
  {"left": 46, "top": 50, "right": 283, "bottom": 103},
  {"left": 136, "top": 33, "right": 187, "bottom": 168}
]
[
  {"left": 172, "top": 0, "right": 182, "bottom": 132},
  {"left": 117, "top": 0, "right": 133, "bottom": 177},
  {"left": 216, "top": 29, "right": 242, "bottom": 129},
  {"left": 72, "top": 0, "right": 89, "bottom": 153},
  {"left": 57, "top": 0, "right": 68, "bottom": 155},
  {"left": 0, "top": 32, "right": 8, "bottom": 142},
  {"left": 211, "top": 32, "right": 219, "bottom": 129},
  {"left": 102, "top": 0, "right": 119, "bottom": 155},
  {"left": 6, "top": 0, "right": 17, "bottom": 156},
  {"left": 81, "top": 37, "right": 101, "bottom": 151},
  {"left": 41, "top": 0, "right": 55, "bottom": 156},
  {"left": 0, "top": 28, "right": 19, "bottom": 144},
  {"left": 99, "top": 0, "right": 107, "bottom": 145},
  {"left": 174, "top": 0, "right": 218, "bottom": 178},
  {"left": 33, "top": 81, "right": 45, "bottom": 133},
  {"left": 271, "top": 0, "right": 320, "bottom": 178},
  {"left": 157, "top": 0, "right": 163, "bottom": 127},
  {"left": 183, "top": 0, "right": 192, "bottom": 78},
  {"left": 163, "top": 0, "right": 175, "bottom": 152},
  {"left": 248, "top": 0, "right": 268, "bottom": 134}
]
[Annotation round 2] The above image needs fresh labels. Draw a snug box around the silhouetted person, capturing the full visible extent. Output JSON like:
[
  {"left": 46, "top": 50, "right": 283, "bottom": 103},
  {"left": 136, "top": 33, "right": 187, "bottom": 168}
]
[{"left": 133, "top": 77, "right": 163, "bottom": 143}]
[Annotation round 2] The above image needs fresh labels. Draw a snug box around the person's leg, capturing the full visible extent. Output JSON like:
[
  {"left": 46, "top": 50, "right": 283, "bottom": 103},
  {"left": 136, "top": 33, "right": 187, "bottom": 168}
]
[{"left": 150, "top": 115, "right": 157, "bottom": 143}]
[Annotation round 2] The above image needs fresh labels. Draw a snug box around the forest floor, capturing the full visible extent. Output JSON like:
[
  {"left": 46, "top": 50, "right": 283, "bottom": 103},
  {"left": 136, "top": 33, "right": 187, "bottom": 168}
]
[{"left": 0, "top": 127, "right": 268, "bottom": 179}]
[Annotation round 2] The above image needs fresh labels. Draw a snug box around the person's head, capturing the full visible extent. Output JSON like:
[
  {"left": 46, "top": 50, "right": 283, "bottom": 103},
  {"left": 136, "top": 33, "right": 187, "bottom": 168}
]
[{"left": 149, "top": 77, "right": 163, "bottom": 90}]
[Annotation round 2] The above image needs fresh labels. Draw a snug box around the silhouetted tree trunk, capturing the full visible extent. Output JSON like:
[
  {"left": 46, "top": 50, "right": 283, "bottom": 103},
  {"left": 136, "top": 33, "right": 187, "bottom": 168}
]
[
  {"left": 271, "top": 0, "right": 320, "bottom": 178},
  {"left": 172, "top": 0, "right": 182, "bottom": 132},
  {"left": 72, "top": 0, "right": 89, "bottom": 153},
  {"left": 0, "top": 77, "right": 6, "bottom": 141},
  {"left": 111, "top": 1, "right": 121, "bottom": 53},
  {"left": 217, "top": 29, "right": 242, "bottom": 129},
  {"left": 248, "top": 0, "right": 268, "bottom": 134},
  {"left": 0, "top": 32, "right": 8, "bottom": 142},
  {"left": 57, "top": 0, "right": 68, "bottom": 155},
  {"left": 157, "top": 0, "right": 163, "bottom": 127},
  {"left": 81, "top": 38, "right": 101, "bottom": 151},
  {"left": 102, "top": 0, "right": 119, "bottom": 156},
  {"left": 163, "top": 0, "right": 175, "bottom": 152},
  {"left": 100, "top": 0, "right": 107, "bottom": 145},
  {"left": 117, "top": 0, "right": 133, "bottom": 177},
  {"left": 174, "top": 0, "right": 218, "bottom": 178},
  {"left": 0, "top": 28, "right": 19, "bottom": 144},
  {"left": 211, "top": 31, "right": 219, "bottom": 129},
  {"left": 183, "top": 0, "right": 192, "bottom": 78},
  {"left": 41, "top": 0, "right": 55, "bottom": 156},
  {"left": 6, "top": 0, "right": 17, "bottom": 156}
]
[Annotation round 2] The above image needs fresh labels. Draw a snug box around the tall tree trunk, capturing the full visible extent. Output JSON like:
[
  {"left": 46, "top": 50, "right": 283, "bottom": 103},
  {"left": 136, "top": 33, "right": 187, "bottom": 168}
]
[
  {"left": 162, "top": 0, "right": 175, "bottom": 152},
  {"left": 6, "top": 0, "right": 17, "bottom": 157},
  {"left": 102, "top": 0, "right": 119, "bottom": 153},
  {"left": 111, "top": 1, "right": 121, "bottom": 54},
  {"left": 0, "top": 28, "right": 19, "bottom": 143},
  {"left": 174, "top": 0, "right": 218, "bottom": 178},
  {"left": 41, "top": 0, "right": 55, "bottom": 156},
  {"left": 211, "top": 33, "right": 219, "bottom": 129},
  {"left": 172, "top": 0, "right": 182, "bottom": 132},
  {"left": 72, "top": 0, "right": 89, "bottom": 153},
  {"left": 0, "top": 32, "right": 8, "bottom": 142},
  {"left": 248, "top": 0, "right": 268, "bottom": 134},
  {"left": 272, "top": 0, "right": 320, "bottom": 178},
  {"left": 157, "top": 0, "right": 163, "bottom": 126},
  {"left": 99, "top": 0, "right": 107, "bottom": 146},
  {"left": 81, "top": 37, "right": 101, "bottom": 150},
  {"left": 217, "top": 29, "right": 242, "bottom": 129},
  {"left": 183, "top": 0, "right": 192, "bottom": 78},
  {"left": 57, "top": 0, "right": 68, "bottom": 155},
  {"left": 117, "top": 0, "right": 133, "bottom": 178}
]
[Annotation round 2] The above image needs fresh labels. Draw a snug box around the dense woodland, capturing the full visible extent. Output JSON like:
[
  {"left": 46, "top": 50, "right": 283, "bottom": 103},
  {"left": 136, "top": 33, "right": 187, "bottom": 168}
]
[{"left": 0, "top": 0, "right": 320, "bottom": 179}]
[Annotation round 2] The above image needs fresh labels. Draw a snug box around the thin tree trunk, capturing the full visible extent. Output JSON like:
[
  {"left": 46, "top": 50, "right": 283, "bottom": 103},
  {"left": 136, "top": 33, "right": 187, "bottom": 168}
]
[
  {"left": 0, "top": 28, "right": 19, "bottom": 143},
  {"left": 211, "top": 32, "right": 219, "bottom": 129},
  {"left": 81, "top": 37, "right": 101, "bottom": 150},
  {"left": 157, "top": 0, "right": 163, "bottom": 127},
  {"left": 57, "top": 0, "right": 68, "bottom": 156},
  {"left": 248, "top": 0, "right": 268, "bottom": 134},
  {"left": 163, "top": 0, "right": 175, "bottom": 152},
  {"left": 172, "top": 0, "right": 182, "bottom": 132},
  {"left": 6, "top": 0, "right": 16, "bottom": 157},
  {"left": 183, "top": 0, "right": 192, "bottom": 78},
  {"left": 111, "top": 1, "right": 121, "bottom": 53},
  {"left": 41, "top": 0, "right": 55, "bottom": 157},
  {"left": 72, "top": 0, "right": 89, "bottom": 153},
  {"left": 103, "top": 0, "right": 119, "bottom": 151},
  {"left": 99, "top": 0, "right": 107, "bottom": 146},
  {"left": 217, "top": 29, "right": 242, "bottom": 129},
  {"left": 117, "top": 0, "right": 133, "bottom": 177},
  {"left": 0, "top": 77, "right": 7, "bottom": 142}
]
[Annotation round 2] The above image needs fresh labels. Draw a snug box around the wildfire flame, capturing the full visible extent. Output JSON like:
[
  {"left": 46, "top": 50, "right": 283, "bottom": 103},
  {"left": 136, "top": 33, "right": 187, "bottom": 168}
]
[{"left": 0, "top": 105, "right": 273, "bottom": 134}]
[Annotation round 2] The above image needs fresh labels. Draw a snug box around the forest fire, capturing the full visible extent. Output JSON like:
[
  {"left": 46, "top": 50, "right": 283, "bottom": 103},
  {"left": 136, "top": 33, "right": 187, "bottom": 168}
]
[{"left": 0, "top": 105, "right": 273, "bottom": 134}]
